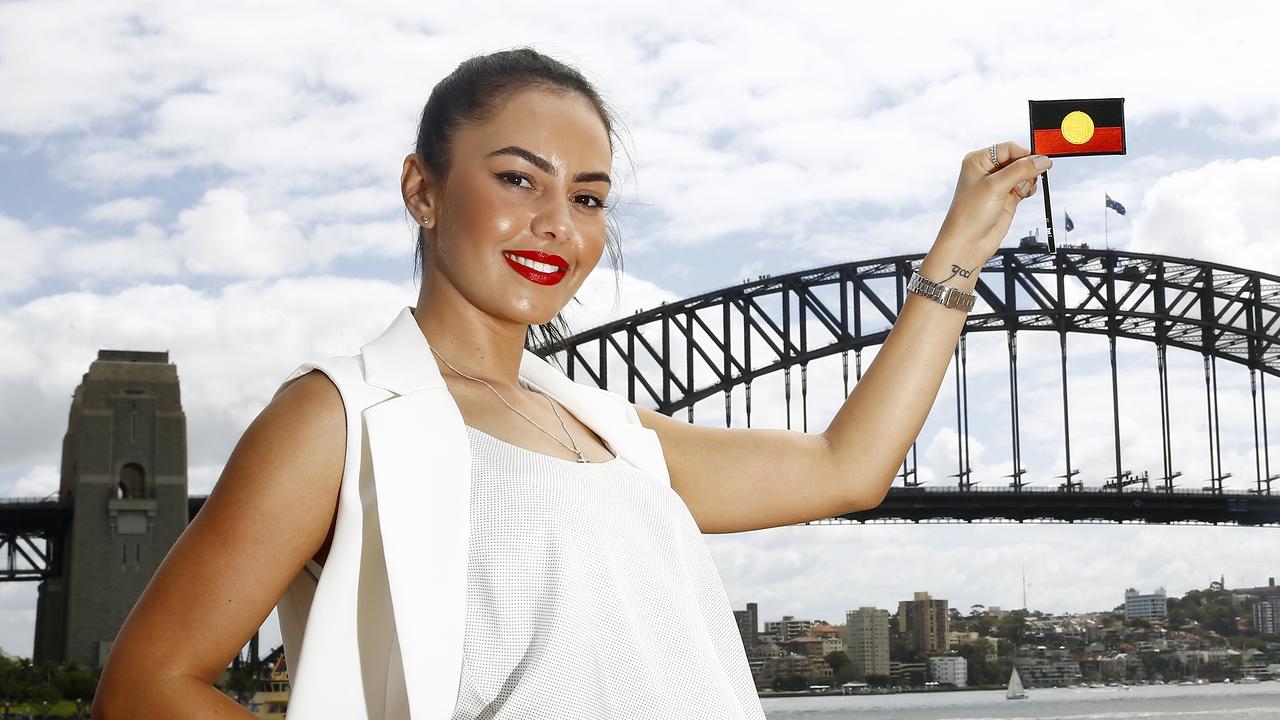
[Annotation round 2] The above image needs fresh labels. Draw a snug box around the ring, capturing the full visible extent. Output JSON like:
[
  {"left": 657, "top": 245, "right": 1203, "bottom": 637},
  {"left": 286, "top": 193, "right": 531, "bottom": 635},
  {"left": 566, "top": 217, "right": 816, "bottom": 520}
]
[{"left": 988, "top": 143, "right": 1003, "bottom": 170}]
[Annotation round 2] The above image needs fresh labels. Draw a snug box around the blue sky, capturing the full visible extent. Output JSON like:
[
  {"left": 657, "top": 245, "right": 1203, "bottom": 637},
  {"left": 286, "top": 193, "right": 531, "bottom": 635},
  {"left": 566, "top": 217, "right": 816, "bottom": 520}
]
[{"left": 2, "top": 1, "right": 1279, "bottom": 659}]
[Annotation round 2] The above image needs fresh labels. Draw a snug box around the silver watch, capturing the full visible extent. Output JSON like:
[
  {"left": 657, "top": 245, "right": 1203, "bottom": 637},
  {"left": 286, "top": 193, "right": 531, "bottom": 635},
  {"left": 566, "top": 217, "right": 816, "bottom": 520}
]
[{"left": 906, "top": 270, "right": 976, "bottom": 312}]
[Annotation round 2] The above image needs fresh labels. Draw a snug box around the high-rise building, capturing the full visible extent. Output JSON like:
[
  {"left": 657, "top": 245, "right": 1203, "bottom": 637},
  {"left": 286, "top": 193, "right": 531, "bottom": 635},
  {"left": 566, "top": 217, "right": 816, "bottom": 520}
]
[
  {"left": 1254, "top": 598, "right": 1280, "bottom": 635},
  {"left": 733, "top": 602, "right": 759, "bottom": 650},
  {"left": 844, "top": 607, "right": 890, "bottom": 679},
  {"left": 1123, "top": 587, "right": 1167, "bottom": 621},
  {"left": 898, "top": 591, "right": 950, "bottom": 654}
]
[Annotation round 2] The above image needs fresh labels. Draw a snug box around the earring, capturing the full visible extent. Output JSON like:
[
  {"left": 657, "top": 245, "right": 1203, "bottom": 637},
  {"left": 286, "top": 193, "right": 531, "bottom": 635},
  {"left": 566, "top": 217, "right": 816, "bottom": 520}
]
[{"left": 421, "top": 214, "right": 431, "bottom": 227}]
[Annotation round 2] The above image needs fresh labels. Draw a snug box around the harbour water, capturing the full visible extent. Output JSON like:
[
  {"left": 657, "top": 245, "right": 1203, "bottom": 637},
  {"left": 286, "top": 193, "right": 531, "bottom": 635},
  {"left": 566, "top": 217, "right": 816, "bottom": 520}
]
[{"left": 759, "top": 681, "right": 1280, "bottom": 719}]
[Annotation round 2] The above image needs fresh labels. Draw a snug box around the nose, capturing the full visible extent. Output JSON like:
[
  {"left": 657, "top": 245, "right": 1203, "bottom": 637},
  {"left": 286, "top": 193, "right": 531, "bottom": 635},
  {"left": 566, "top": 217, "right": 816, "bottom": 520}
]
[{"left": 529, "top": 193, "right": 574, "bottom": 244}]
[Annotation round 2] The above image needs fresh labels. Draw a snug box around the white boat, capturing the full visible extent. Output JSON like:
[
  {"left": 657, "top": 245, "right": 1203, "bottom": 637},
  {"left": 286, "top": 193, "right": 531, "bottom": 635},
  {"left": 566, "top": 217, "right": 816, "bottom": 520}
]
[
  {"left": 1239, "top": 676, "right": 1260, "bottom": 684},
  {"left": 1007, "top": 667, "right": 1028, "bottom": 700}
]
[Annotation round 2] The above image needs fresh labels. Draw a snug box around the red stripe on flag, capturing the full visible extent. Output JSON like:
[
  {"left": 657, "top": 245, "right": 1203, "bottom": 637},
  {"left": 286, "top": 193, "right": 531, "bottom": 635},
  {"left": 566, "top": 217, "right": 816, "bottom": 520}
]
[{"left": 1032, "top": 127, "right": 1125, "bottom": 156}]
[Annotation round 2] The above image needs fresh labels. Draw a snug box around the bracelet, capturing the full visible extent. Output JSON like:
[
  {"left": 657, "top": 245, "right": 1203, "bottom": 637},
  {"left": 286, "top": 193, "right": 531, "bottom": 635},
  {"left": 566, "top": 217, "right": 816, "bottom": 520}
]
[{"left": 906, "top": 270, "right": 976, "bottom": 312}]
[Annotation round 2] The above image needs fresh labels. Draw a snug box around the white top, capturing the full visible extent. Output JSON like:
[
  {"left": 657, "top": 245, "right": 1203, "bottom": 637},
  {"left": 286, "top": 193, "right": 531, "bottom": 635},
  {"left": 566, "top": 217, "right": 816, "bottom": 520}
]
[{"left": 450, "top": 422, "right": 768, "bottom": 719}]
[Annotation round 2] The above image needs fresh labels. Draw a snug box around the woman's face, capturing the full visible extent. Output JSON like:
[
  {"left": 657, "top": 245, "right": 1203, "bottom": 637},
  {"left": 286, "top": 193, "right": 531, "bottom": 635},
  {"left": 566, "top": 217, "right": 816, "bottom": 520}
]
[{"left": 422, "top": 87, "right": 612, "bottom": 328}]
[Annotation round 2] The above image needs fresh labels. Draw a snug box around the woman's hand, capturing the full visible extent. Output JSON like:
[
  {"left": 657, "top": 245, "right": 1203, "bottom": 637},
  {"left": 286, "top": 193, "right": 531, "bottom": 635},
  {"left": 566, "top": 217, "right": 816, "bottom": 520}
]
[{"left": 933, "top": 141, "right": 1052, "bottom": 265}]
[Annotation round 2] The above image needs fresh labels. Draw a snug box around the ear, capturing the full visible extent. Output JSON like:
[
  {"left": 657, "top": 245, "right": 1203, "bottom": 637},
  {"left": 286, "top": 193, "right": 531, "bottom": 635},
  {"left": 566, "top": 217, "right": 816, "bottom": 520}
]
[{"left": 401, "top": 153, "right": 436, "bottom": 224}]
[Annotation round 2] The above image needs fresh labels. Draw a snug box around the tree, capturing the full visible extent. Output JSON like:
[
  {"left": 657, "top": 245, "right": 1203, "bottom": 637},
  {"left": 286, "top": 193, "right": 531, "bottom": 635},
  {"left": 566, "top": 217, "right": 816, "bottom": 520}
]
[
  {"left": 53, "top": 669, "right": 97, "bottom": 704},
  {"left": 866, "top": 673, "right": 893, "bottom": 688},
  {"left": 825, "top": 651, "right": 857, "bottom": 685},
  {"left": 773, "top": 674, "right": 808, "bottom": 691},
  {"left": 997, "top": 610, "right": 1030, "bottom": 647},
  {"left": 221, "top": 668, "right": 255, "bottom": 704},
  {"left": 956, "top": 640, "right": 1002, "bottom": 686}
]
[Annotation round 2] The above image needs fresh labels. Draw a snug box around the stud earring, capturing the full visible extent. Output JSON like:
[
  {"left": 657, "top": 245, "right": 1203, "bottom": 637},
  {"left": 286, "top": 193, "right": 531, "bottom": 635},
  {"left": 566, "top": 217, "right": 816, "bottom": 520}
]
[{"left": 421, "top": 214, "right": 431, "bottom": 227}]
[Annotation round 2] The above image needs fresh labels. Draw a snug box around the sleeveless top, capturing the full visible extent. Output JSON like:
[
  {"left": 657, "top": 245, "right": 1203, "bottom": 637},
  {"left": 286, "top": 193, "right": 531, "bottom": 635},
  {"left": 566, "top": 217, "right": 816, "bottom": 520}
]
[
  {"left": 274, "top": 306, "right": 765, "bottom": 718},
  {"left": 451, "top": 420, "right": 767, "bottom": 719}
]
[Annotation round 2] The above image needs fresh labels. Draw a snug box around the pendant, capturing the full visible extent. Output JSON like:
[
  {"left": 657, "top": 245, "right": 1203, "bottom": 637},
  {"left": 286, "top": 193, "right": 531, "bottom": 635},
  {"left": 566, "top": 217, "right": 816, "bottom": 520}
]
[{"left": 577, "top": 456, "right": 589, "bottom": 463}]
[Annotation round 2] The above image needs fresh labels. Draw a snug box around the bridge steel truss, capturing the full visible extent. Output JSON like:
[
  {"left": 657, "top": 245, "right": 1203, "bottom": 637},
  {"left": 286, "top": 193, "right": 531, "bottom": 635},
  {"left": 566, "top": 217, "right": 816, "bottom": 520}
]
[
  {"left": 4, "top": 248, "right": 1280, "bottom": 580},
  {"left": 535, "top": 247, "right": 1280, "bottom": 526}
]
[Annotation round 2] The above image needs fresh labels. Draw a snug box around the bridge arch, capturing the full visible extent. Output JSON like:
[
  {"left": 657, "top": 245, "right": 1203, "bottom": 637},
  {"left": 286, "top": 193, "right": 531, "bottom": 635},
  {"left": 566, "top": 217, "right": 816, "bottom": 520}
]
[{"left": 538, "top": 246, "right": 1280, "bottom": 497}]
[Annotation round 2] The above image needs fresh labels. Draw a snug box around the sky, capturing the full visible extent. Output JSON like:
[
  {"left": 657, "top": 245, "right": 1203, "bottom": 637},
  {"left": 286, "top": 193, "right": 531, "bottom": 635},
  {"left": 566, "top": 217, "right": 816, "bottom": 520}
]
[{"left": 2, "top": 0, "right": 1279, "bottom": 660}]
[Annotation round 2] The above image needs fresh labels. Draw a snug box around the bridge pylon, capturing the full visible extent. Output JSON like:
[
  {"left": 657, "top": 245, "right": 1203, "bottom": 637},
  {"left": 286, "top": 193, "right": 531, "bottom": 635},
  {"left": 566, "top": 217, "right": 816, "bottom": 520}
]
[{"left": 32, "top": 350, "right": 189, "bottom": 671}]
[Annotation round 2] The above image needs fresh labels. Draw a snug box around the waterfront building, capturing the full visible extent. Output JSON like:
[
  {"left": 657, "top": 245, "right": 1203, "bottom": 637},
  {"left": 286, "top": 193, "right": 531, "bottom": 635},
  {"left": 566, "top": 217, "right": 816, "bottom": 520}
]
[
  {"left": 929, "top": 655, "right": 967, "bottom": 687},
  {"left": 245, "top": 652, "right": 291, "bottom": 719},
  {"left": 898, "top": 591, "right": 950, "bottom": 654},
  {"left": 734, "top": 602, "right": 759, "bottom": 650},
  {"left": 844, "top": 607, "right": 890, "bottom": 679},
  {"left": 1124, "top": 587, "right": 1168, "bottom": 621},
  {"left": 947, "top": 630, "right": 980, "bottom": 649},
  {"left": 764, "top": 615, "right": 815, "bottom": 642},
  {"left": 888, "top": 660, "right": 928, "bottom": 687},
  {"left": 1013, "top": 646, "right": 1082, "bottom": 687},
  {"left": 1253, "top": 597, "right": 1280, "bottom": 635}
]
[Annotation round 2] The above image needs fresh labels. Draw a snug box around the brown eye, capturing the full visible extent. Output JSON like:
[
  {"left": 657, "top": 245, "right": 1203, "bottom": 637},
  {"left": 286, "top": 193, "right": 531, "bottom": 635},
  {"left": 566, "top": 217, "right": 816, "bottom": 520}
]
[{"left": 497, "top": 172, "right": 532, "bottom": 189}]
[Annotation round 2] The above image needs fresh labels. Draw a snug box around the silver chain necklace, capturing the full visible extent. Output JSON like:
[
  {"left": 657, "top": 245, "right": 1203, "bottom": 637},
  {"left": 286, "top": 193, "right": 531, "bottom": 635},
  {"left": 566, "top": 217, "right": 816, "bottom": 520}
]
[{"left": 429, "top": 346, "right": 589, "bottom": 463}]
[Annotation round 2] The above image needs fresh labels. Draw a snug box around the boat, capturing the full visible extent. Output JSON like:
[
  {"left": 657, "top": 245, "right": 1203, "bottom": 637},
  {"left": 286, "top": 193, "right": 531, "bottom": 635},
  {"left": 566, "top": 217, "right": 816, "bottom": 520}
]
[
  {"left": 1240, "top": 676, "right": 1260, "bottom": 684},
  {"left": 1006, "top": 667, "right": 1028, "bottom": 700}
]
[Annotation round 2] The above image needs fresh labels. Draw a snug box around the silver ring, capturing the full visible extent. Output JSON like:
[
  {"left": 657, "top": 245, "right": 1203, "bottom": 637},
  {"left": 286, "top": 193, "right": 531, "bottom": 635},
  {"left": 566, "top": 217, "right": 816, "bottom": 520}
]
[{"left": 988, "top": 143, "right": 1002, "bottom": 170}]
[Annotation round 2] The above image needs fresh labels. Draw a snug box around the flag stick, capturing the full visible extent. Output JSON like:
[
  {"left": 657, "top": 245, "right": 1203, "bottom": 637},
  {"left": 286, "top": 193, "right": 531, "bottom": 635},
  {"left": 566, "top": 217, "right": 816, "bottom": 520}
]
[{"left": 1041, "top": 171, "right": 1056, "bottom": 253}]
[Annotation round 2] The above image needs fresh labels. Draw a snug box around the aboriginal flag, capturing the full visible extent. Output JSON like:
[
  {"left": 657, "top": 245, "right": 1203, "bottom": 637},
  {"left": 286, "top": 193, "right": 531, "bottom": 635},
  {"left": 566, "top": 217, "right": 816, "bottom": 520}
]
[{"left": 1029, "top": 98, "right": 1126, "bottom": 157}]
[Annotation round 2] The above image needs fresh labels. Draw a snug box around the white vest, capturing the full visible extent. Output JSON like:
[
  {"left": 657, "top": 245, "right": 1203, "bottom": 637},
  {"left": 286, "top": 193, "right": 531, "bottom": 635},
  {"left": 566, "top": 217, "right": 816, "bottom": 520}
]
[{"left": 272, "top": 305, "right": 672, "bottom": 718}]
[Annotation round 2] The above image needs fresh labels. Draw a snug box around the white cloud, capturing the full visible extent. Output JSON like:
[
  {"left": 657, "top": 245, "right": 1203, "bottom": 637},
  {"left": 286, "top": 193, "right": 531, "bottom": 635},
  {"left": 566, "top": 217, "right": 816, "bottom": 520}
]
[
  {"left": 1130, "top": 156, "right": 1280, "bottom": 276},
  {"left": 85, "top": 196, "right": 163, "bottom": 224},
  {"left": 0, "top": 464, "right": 58, "bottom": 498},
  {"left": 0, "top": 214, "right": 56, "bottom": 297},
  {"left": 173, "top": 188, "right": 309, "bottom": 277}
]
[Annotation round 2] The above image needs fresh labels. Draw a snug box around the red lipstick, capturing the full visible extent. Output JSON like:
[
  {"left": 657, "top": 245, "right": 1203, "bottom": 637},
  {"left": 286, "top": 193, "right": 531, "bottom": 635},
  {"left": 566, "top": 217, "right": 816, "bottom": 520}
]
[{"left": 502, "top": 249, "right": 568, "bottom": 286}]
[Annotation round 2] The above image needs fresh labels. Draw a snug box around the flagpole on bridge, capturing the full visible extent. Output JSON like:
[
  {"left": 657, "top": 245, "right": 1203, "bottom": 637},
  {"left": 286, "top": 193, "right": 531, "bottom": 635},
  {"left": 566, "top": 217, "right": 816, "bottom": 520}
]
[{"left": 1104, "top": 192, "right": 1109, "bottom": 250}]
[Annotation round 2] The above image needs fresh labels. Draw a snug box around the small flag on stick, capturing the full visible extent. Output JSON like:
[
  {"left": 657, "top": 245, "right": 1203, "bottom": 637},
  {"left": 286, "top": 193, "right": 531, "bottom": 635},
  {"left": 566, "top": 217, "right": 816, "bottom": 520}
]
[
  {"left": 1030, "top": 98, "right": 1127, "bottom": 157},
  {"left": 1064, "top": 211, "right": 1074, "bottom": 232},
  {"left": 1105, "top": 194, "right": 1126, "bottom": 215},
  {"left": 1027, "top": 97, "right": 1127, "bottom": 255}
]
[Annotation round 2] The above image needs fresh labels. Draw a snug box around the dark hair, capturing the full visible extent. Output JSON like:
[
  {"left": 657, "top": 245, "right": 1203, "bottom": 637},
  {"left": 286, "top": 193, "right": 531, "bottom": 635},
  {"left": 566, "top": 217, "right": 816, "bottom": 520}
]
[{"left": 411, "top": 47, "right": 629, "bottom": 357}]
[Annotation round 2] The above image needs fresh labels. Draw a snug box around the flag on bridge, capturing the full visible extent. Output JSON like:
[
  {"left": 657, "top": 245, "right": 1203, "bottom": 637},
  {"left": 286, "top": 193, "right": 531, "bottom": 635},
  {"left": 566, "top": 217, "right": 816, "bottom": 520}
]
[
  {"left": 1029, "top": 98, "right": 1126, "bottom": 157},
  {"left": 1064, "top": 211, "right": 1074, "bottom": 232},
  {"left": 1105, "top": 194, "right": 1126, "bottom": 215}
]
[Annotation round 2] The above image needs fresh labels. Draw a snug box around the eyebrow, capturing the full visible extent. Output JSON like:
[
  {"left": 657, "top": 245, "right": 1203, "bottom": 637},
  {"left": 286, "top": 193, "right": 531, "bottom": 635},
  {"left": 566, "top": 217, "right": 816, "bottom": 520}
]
[{"left": 486, "top": 145, "right": 611, "bottom": 185}]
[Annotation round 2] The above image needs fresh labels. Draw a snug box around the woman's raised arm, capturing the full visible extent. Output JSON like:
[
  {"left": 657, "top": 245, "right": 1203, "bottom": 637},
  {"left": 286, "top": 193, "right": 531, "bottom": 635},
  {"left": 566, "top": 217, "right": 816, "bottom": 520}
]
[
  {"left": 636, "top": 142, "right": 1051, "bottom": 535},
  {"left": 92, "top": 369, "right": 346, "bottom": 719}
]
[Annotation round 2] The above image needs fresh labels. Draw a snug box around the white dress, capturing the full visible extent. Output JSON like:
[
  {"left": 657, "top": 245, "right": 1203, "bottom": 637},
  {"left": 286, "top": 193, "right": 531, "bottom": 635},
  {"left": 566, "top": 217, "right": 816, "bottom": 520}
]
[{"left": 450, "top": 419, "right": 768, "bottom": 719}]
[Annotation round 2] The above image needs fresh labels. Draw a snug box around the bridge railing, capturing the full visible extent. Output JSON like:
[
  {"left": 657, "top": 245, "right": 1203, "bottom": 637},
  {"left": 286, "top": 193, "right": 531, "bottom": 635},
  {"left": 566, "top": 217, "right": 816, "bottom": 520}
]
[{"left": 0, "top": 496, "right": 68, "bottom": 506}]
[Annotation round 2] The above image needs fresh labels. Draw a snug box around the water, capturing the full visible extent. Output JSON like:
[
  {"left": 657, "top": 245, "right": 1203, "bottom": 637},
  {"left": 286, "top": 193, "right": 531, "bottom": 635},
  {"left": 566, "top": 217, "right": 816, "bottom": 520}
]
[{"left": 759, "top": 681, "right": 1280, "bottom": 719}]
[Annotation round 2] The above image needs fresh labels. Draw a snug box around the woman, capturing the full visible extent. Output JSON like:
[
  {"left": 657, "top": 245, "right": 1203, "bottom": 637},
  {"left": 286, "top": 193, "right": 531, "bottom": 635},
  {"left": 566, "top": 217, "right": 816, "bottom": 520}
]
[{"left": 93, "top": 48, "right": 1049, "bottom": 718}]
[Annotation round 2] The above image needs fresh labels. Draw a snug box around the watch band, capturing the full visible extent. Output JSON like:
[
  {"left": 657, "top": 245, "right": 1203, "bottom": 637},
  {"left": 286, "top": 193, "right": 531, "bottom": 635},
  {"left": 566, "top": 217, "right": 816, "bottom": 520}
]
[{"left": 906, "top": 270, "right": 976, "bottom": 312}]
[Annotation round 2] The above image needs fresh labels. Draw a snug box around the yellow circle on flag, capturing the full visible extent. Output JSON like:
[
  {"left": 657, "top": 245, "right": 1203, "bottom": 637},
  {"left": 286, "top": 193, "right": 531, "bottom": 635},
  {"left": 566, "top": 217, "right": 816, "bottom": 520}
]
[{"left": 1061, "top": 111, "right": 1095, "bottom": 145}]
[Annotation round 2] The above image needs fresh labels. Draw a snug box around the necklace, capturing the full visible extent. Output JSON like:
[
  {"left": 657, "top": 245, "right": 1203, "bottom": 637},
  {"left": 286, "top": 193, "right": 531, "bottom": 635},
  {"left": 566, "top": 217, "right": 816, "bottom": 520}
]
[{"left": 429, "top": 346, "right": 590, "bottom": 463}]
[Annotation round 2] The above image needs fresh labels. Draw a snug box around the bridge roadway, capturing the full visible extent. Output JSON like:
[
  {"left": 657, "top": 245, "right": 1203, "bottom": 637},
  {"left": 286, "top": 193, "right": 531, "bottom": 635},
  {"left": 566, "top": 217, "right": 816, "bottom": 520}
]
[
  {"left": 2, "top": 485, "right": 1278, "bottom": 536},
  {"left": 0, "top": 487, "right": 1276, "bottom": 580}
]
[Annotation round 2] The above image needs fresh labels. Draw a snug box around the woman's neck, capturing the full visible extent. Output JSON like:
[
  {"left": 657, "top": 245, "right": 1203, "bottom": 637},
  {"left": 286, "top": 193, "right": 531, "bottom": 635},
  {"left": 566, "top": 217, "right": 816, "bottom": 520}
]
[{"left": 411, "top": 287, "right": 528, "bottom": 390}]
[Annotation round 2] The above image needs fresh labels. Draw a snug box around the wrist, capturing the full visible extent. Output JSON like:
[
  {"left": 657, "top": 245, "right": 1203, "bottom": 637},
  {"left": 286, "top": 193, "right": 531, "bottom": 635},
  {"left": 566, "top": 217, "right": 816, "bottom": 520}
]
[{"left": 918, "top": 236, "right": 988, "bottom": 292}]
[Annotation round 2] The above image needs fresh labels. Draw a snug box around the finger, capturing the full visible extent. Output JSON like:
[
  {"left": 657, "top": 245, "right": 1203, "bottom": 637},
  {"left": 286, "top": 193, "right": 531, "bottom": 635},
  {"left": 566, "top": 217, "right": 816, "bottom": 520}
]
[
  {"left": 982, "top": 141, "right": 1033, "bottom": 173},
  {"left": 990, "top": 153, "right": 1052, "bottom": 192},
  {"left": 1012, "top": 176, "right": 1038, "bottom": 199}
]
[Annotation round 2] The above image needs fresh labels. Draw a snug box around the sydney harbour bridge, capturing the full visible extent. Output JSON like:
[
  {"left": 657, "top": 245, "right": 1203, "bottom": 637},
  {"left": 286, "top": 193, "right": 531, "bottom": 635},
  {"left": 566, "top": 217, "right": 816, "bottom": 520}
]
[{"left": 3, "top": 244, "right": 1280, "bottom": 587}]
